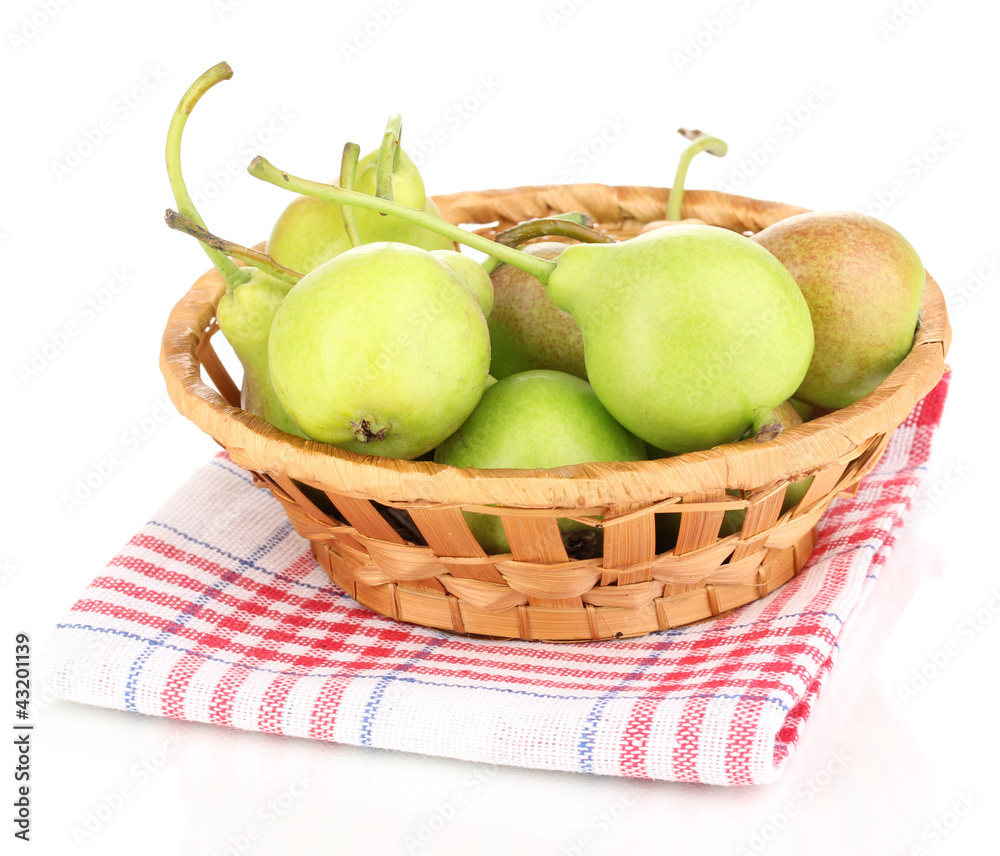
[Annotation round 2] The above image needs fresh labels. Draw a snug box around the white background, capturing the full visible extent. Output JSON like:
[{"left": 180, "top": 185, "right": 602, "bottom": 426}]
[{"left": 2, "top": 0, "right": 997, "bottom": 853}]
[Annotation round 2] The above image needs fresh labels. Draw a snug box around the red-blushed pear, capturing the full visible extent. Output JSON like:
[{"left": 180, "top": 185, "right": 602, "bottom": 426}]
[
  {"left": 752, "top": 210, "right": 925, "bottom": 410},
  {"left": 487, "top": 241, "right": 588, "bottom": 380}
]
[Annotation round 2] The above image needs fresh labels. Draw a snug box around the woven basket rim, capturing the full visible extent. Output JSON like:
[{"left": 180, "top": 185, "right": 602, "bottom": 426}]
[{"left": 160, "top": 185, "right": 950, "bottom": 509}]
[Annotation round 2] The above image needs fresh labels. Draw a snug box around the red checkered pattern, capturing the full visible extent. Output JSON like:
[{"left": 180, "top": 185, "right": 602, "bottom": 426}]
[{"left": 41, "top": 375, "right": 949, "bottom": 785}]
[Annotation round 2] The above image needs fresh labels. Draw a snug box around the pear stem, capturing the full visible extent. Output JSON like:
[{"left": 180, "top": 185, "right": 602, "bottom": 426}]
[
  {"left": 247, "top": 156, "right": 559, "bottom": 284},
  {"left": 752, "top": 407, "right": 783, "bottom": 443},
  {"left": 494, "top": 215, "right": 615, "bottom": 248},
  {"left": 164, "top": 210, "right": 302, "bottom": 286},
  {"left": 339, "top": 142, "right": 362, "bottom": 248},
  {"left": 165, "top": 62, "right": 249, "bottom": 293},
  {"left": 481, "top": 214, "right": 613, "bottom": 274},
  {"left": 666, "top": 129, "right": 728, "bottom": 222},
  {"left": 375, "top": 113, "right": 403, "bottom": 208}
]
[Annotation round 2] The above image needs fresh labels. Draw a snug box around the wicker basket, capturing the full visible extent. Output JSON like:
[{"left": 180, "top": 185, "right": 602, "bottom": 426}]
[{"left": 160, "top": 185, "right": 951, "bottom": 642}]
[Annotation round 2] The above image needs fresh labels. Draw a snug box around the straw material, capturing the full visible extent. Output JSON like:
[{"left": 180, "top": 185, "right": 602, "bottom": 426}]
[{"left": 159, "top": 186, "right": 950, "bottom": 641}]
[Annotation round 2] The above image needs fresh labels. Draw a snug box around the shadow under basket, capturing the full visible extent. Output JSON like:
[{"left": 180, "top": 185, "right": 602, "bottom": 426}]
[{"left": 160, "top": 185, "right": 951, "bottom": 642}]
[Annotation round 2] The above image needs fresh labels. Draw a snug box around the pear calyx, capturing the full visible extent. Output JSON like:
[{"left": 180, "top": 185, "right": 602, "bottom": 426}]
[{"left": 351, "top": 419, "right": 389, "bottom": 444}]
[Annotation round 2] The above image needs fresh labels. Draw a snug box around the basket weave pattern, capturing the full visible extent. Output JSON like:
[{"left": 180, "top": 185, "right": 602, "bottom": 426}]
[{"left": 161, "top": 186, "right": 950, "bottom": 642}]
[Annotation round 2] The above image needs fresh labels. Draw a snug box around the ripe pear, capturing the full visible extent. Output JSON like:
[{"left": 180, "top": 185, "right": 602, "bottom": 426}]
[
  {"left": 267, "top": 145, "right": 452, "bottom": 274},
  {"left": 248, "top": 158, "right": 814, "bottom": 454},
  {"left": 268, "top": 242, "right": 490, "bottom": 459},
  {"left": 767, "top": 400, "right": 814, "bottom": 511},
  {"left": 267, "top": 194, "right": 353, "bottom": 274},
  {"left": 352, "top": 148, "right": 455, "bottom": 252},
  {"left": 716, "top": 400, "right": 814, "bottom": 539},
  {"left": 430, "top": 249, "right": 493, "bottom": 317},
  {"left": 654, "top": 399, "right": 812, "bottom": 550},
  {"left": 752, "top": 211, "right": 925, "bottom": 410},
  {"left": 487, "top": 241, "right": 587, "bottom": 380},
  {"left": 546, "top": 225, "right": 814, "bottom": 453},
  {"left": 215, "top": 270, "right": 305, "bottom": 437},
  {"left": 434, "top": 370, "right": 646, "bottom": 554},
  {"left": 164, "top": 62, "right": 304, "bottom": 438}
]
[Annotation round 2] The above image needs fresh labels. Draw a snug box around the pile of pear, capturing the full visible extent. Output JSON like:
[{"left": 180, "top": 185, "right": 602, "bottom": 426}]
[{"left": 165, "top": 66, "right": 926, "bottom": 551}]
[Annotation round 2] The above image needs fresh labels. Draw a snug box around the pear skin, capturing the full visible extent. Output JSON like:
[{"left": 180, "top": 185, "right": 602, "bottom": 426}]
[
  {"left": 352, "top": 148, "right": 455, "bottom": 252},
  {"left": 434, "top": 370, "right": 646, "bottom": 554},
  {"left": 431, "top": 250, "right": 494, "bottom": 317},
  {"left": 268, "top": 242, "right": 490, "bottom": 459},
  {"left": 488, "top": 241, "right": 588, "bottom": 380},
  {"left": 752, "top": 210, "right": 924, "bottom": 410},
  {"left": 700, "top": 400, "right": 813, "bottom": 541},
  {"left": 216, "top": 270, "right": 306, "bottom": 438},
  {"left": 769, "top": 400, "right": 814, "bottom": 511},
  {"left": 267, "top": 146, "right": 453, "bottom": 275},
  {"left": 547, "top": 225, "right": 814, "bottom": 454},
  {"left": 267, "top": 194, "right": 353, "bottom": 274}
]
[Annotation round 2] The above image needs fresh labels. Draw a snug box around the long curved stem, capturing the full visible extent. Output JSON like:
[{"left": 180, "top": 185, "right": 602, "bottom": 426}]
[
  {"left": 165, "top": 62, "right": 248, "bottom": 292},
  {"left": 247, "top": 156, "right": 559, "bottom": 284},
  {"left": 494, "top": 215, "right": 615, "bottom": 248},
  {"left": 339, "top": 142, "right": 362, "bottom": 247},
  {"left": 480, "top": 213, "right": 609, "bottom": 274},
  {"left": 164, "top": 210, "right": 302, "bottom": 286},
  {"left": 375, "top": 113, "right": 402, "bottom": 205},
  {"left": 666, "top": 128, "right": 728, "bottom": 222}
]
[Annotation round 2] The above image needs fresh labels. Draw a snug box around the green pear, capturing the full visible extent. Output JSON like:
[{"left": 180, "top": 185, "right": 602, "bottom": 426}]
[
  {"left": 215, "top": 270, "right": 304, "bottom": 436},
  {"left": 487, "top": 241, "right": 588, "bottom": 380},
  {"left": 650, "top": 400, "right": 813, "bottom": 553},
  {"left": 353, "top": 149, "right": 454, "bottom": 252},
  {"left": 644, "top": 442, "right": 673, "bottom": 459},
  {"left": 765, "top": 400, "right": 813, "bottom": 511},
  {"left": 434, "top": 370, "right": 646, "bottom": 554},
  {"left": 546, "top": 225, "right": 814, "bottom": 453},
  {"left": 268, "top": 242, "right": 491, "bottom": 459},
  {"left": 789, "top": 398, "right": 816, "bottom": 422},
  {"left": 752, "top": 210, "right": 925, "bottom": 410},
  {"left": 267, "top": 145, "right": 453, "bottom": 274},
  {"left": 248, "top": 159, "right": 815, "bottom": 455},
  {"left": 267, "top": 194, "right": 353, "bottom": 274},
  {"left": 165, "top": 62, "right": 305, "bottom": 438},
  {"left": 430, "top": 249, "right": 493, "bottom": 317},
  {"left": 710, "top": 400, "right": 814, "bottom": 540}
]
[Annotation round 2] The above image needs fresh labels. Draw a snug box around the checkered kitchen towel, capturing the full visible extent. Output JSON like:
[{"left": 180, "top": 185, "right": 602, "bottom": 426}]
[{"left": 41, "top": 374, "right": 949, "bottom": 786}]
